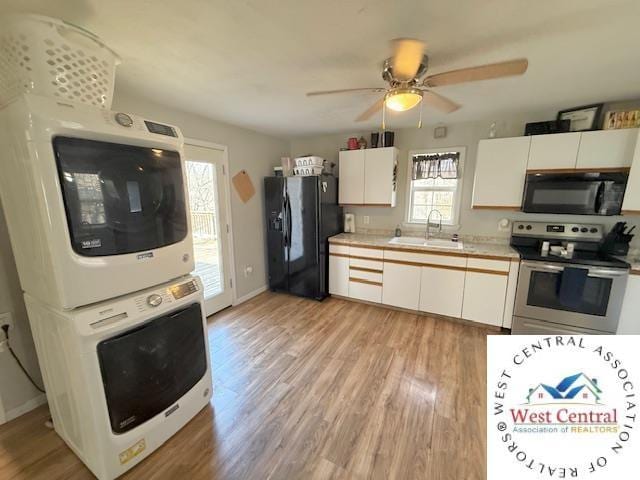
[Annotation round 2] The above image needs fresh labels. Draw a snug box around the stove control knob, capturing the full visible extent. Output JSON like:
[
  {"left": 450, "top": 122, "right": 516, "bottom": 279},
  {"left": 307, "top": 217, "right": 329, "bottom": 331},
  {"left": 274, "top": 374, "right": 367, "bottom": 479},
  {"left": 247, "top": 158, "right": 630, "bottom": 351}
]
[
  {"left": 571, "top": 227, "right": 579, "bottom": 233},
  {"left": 526, "top": 225, "right": 532, "bottom": 230},
  {"left": 590, "top": 227, "right": 598, "bottom": 233},
  {"left": 147, "top": 294, "right": 163, "bottom": 307},
  {"left": 517, "top": 224, "right": 524, "bottom": 230},
  {"left": 580, "top": 227, "right": 588, "bottom": 233}
]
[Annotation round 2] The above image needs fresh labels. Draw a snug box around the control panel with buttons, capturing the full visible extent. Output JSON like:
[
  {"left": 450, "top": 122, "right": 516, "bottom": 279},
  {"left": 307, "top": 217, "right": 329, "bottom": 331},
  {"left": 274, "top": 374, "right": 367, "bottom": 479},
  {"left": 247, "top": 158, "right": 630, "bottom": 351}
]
[{"left": 512, "top": 222, "right": 602, "bottom": 240}]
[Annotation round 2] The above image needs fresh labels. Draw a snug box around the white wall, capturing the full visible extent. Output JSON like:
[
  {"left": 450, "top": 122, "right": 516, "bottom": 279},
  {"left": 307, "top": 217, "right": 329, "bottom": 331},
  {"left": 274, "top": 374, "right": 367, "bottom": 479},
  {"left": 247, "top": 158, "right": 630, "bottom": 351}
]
[
  {"left": 290, "top": 114, "right": 640, "bottom": 247},
  {"left": 112, "top": 89, "right": 289, "bottom": 299},
  {"left": 0, "top": 200, "right": 45, "bottom": 424}
]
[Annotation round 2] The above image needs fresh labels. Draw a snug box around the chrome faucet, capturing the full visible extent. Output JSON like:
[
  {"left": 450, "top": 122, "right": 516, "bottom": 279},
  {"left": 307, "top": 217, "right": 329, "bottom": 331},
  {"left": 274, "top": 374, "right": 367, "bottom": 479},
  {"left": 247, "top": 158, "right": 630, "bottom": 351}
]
[{"left": 425, "top": 209, "right": 442, "bottom": 240}]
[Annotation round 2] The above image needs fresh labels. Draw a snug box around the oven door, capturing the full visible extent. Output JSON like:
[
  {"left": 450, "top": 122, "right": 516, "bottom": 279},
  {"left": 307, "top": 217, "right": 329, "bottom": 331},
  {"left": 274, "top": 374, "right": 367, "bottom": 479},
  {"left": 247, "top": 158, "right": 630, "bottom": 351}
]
[
  {"left": 54, "top": 136, "right": 188, "bottom": 256},
  {"left": 514, "top": 261, "right": 628, "bottom": 332},
  {"left": 522, "top": 173, "right": 627, "bottom": 215},
  {"left": 97, "top": 302, "right": 207, "bottom": 434}
]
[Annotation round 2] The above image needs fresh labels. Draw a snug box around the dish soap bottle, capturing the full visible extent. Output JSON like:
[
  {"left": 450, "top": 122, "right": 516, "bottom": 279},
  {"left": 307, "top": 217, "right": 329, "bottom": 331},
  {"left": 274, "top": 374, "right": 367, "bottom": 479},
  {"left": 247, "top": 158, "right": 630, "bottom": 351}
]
[{"left": 394, "top": 224, "right": 402, "bottom": 237}]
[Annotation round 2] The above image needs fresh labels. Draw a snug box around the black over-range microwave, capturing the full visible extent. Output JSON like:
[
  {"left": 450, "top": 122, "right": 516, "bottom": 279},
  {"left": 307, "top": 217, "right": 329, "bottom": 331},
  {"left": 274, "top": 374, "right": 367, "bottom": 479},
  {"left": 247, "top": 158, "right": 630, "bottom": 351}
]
[{"left": 522, "top": 171, "right": 629, "bottom": 215}]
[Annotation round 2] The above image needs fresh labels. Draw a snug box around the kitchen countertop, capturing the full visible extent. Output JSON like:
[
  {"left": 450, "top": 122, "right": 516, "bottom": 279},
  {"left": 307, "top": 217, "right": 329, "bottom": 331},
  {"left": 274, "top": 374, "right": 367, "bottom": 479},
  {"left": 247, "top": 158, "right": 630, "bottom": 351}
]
[{"left": 329, "top": 233, "right": 520, "bottom": 260}]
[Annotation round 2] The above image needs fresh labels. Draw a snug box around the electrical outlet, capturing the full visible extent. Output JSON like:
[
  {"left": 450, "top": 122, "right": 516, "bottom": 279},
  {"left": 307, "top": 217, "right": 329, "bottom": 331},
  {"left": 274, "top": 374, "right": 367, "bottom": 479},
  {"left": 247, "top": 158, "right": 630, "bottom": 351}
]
[
  {"left": 0, "top": 312, "right": 12, "bottom": 331},
  {"left": 363, "top": 216, "right": 370, "bottom": 225}
]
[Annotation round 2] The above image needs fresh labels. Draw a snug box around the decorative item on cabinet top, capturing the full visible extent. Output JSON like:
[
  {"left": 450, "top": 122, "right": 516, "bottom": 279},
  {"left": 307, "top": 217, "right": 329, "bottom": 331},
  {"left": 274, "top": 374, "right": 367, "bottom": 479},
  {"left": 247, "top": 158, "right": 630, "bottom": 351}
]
[{"left": 556, "top": 103, "right": 603, "bottom": 132}]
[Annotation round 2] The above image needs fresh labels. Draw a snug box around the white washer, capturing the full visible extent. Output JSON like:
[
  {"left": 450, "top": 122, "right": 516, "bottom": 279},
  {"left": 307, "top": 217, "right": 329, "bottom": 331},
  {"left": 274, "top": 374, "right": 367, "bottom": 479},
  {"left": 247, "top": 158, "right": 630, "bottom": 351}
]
[
  {"left": 0, "top": 94, "right": 194, "bottom": 309},
  {"left": 24, "top": 275, "right": 212, "bottom": 479}
]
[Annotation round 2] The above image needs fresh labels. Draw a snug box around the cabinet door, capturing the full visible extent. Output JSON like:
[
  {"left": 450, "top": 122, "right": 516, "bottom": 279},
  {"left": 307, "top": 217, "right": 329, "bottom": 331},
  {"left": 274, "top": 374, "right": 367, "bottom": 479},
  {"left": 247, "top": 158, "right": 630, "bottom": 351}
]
[
  {"left": 338, "top": 149, "right": 365, "bottom": 204},
  {"left": 576, "top": 129, "right": 638, "bottom": 169},
  {"left": 622, "top": 134, "right": 640, "bottom": 214},
  {"left": 528, "top": 132, "right": 581, "bottom": 170},
  {"left": 419, "top": 266, "right": 465, "bottom": 318},
  {"left": 462, "top": 271, "right": 508, "bottom": 326},
  {"left": 472, "top": 137, "right": 531, "bottom": 208},
  {"left": 382, "top": 261, "right": 421, "bottom": 310},
  {"left": 364, "top": 147, "right": 397, "bottom": 206},
  {"left": 329, "top": 255, "right": 350, "bottom": 297},
  {"left": 617, "top": 273, "right": 640, "bottom": 334}
]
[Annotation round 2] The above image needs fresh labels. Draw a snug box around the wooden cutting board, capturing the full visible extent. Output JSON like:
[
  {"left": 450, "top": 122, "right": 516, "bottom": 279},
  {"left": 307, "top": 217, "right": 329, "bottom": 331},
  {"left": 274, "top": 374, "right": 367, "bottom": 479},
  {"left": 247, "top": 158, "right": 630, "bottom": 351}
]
[{"left": 232, "top": 169, "right": 255, "bottom": 203}]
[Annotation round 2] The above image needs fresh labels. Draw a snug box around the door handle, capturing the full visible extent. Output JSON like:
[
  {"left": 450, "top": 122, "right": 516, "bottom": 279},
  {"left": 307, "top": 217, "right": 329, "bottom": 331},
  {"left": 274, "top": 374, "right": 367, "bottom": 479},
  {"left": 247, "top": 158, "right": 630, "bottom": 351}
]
[
  {"left": 595, "top": 181, "right": 605, "bottom": 214},
  {"left": 286, "top": 193, "right": 292, "bottom": 247},
  {"left": 282, "top": 194, "right": 289, "bottom": 247}
]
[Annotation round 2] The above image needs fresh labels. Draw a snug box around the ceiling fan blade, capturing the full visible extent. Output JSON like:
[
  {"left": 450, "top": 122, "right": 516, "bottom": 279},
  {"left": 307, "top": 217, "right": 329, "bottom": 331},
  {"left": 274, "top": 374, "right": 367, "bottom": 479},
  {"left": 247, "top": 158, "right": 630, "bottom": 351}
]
[
  {"left": 391, "top": 38, "right": 426, "bottom": 81},
  {"left": 306, "top": 88, "right": 385, "bottom": 96},
  {"left": 422, "top": 90, "right": 460, "bottom": 113},
  {"left": 355, "top": 97, "right": 384, "bottom": 122},
  {"left": 423, "top": 58, "right": 528, "bottom": 87}
]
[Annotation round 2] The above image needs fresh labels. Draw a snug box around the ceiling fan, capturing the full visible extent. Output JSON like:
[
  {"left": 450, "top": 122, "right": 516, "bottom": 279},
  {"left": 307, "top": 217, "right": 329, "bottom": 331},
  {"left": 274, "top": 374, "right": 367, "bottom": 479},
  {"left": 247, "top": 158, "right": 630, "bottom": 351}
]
[{"left": 306, "top": 38, "right": 528, "bottom": 125}]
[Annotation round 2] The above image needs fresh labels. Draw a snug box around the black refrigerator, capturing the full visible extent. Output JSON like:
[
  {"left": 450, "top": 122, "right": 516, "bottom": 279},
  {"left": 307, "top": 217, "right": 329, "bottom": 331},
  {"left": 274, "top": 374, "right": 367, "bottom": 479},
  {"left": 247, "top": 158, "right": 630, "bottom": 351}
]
[{"left": 265, "top": 175, "right": 342, "bottom": 300}]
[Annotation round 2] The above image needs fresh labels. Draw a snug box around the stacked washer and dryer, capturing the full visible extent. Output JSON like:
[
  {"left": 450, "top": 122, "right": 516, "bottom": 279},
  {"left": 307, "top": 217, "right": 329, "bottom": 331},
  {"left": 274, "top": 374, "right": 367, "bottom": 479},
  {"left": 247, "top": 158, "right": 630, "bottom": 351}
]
[{"left": 0, "top": 15, "right": 212, "bottom": 479}]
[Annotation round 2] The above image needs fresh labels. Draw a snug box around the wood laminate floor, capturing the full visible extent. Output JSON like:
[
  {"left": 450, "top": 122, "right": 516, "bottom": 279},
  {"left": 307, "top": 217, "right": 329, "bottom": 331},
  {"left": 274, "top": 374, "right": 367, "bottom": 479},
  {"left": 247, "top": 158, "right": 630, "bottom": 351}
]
[{"left": 0, "top": 292, "right": 492, "bottom": 479}]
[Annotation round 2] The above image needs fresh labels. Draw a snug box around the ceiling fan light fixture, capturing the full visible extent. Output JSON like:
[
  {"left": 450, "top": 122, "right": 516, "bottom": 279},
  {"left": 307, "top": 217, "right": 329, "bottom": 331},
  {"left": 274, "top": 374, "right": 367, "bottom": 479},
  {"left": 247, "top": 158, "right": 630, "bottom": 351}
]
[{"left": 384, "top": 88, "right": 423, "bottom": 112}]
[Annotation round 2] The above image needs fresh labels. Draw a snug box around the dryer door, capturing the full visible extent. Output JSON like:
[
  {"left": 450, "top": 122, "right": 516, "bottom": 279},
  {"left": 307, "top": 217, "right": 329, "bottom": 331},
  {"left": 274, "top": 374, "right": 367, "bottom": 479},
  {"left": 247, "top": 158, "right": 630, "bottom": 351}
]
[
  {"left": 97, "top": 302, "right": 207, "bottom": 434},
  {"left": 54, "top": 136, "right": 188, "bottom": 256}
]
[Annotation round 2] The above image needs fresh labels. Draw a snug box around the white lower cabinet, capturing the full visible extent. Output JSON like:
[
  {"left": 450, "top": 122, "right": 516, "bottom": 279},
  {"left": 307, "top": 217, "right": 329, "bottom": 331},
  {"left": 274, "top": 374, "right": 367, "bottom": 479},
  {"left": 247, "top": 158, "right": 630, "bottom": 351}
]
[
  {"left": 419, "top": 266, "right": 465, "bottom": 318},
  {"left": 349, "top": 279, "right": 382, "bottom": 303},
  {"left": 461, "top": 271, "right": 508, "bottom": 327},
  {"left": 329, "top": 255, "right": 349, "bottom": 296},
  {"left": 382, "top": 261, "right": 421, "bottom": 310},
  {"left": 617, "top": 274, "right": 640, "bottom": 334}
]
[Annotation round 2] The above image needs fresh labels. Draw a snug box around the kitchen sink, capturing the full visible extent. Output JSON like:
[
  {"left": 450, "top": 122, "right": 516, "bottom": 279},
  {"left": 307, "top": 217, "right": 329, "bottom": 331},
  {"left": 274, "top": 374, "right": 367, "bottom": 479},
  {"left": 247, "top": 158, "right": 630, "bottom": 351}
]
[{"left": 388, "top": 237, "right": 464, "bottom": 250}]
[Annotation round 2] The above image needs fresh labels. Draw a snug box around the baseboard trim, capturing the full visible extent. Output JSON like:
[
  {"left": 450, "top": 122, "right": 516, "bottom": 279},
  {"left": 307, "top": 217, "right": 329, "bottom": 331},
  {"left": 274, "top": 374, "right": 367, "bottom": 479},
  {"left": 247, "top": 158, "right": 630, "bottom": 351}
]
[
  {"left": 233, "top": 285, "right": 268, "bottom": 306},
  {"left": 2, "top": 393, "right": 47, "bottom": 424}
]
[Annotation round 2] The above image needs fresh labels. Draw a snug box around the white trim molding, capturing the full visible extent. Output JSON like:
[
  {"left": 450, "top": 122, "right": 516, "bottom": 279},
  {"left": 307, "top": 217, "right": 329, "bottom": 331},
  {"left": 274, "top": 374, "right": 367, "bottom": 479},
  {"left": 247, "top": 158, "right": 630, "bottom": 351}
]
[{"left": 1, "top": 393, "right": 47, "bottom": 425}]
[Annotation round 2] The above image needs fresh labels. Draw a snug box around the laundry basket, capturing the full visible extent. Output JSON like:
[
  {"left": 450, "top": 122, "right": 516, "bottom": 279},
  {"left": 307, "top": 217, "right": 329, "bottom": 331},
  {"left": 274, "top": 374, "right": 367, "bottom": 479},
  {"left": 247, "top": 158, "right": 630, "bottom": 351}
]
[{"left": 0, "top": 14, "right": 121, "bottom": 109}]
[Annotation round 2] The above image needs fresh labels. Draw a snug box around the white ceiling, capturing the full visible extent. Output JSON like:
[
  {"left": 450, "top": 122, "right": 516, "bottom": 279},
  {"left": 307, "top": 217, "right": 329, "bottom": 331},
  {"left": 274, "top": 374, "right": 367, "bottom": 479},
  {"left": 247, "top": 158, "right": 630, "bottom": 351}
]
[{"left": 2, "top": 0, "right": 640, "bottom": 136}]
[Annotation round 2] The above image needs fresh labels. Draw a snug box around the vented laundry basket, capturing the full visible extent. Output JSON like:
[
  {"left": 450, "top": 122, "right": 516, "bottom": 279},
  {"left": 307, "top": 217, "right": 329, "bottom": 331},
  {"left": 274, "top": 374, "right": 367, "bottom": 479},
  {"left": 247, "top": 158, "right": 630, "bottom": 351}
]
[{"left": 0, "top": 14, "right": 121, "bottom": 109}]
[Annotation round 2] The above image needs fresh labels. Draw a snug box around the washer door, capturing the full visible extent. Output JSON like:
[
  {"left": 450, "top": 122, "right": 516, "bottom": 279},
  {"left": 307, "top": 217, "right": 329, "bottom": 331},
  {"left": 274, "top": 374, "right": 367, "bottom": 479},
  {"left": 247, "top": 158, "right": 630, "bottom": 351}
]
[{"left": 97, "top": 302, "right": 207, "bottom": 434}]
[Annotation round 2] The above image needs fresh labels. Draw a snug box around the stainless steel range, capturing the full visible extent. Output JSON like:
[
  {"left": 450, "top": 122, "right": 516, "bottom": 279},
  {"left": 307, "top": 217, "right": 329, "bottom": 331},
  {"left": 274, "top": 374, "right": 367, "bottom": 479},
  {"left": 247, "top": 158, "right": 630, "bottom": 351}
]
[{"left": 510, "top": 221, "right": 629, "bottom": 334}]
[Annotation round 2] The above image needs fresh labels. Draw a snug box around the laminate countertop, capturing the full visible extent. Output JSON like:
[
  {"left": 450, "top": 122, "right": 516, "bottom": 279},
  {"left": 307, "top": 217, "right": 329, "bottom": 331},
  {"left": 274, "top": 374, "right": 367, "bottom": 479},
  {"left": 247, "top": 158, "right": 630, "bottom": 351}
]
[{"left": 328, "top": 233, "right": 520, "bottom": 260}]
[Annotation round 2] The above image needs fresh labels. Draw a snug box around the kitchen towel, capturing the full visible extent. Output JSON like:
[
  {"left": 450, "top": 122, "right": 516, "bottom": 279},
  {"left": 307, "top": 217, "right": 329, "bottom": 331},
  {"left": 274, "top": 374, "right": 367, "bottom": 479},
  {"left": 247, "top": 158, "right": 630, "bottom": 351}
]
[{"left": 558, "top": 267, "right": 588, "bottom": 309}]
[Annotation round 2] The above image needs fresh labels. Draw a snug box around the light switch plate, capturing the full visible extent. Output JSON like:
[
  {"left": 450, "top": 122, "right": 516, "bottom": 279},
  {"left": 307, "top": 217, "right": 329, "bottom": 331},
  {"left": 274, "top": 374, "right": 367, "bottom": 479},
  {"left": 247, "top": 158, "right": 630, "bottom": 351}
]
[{"left": 363, "top": 216, "right": 370, "bottom": 225}]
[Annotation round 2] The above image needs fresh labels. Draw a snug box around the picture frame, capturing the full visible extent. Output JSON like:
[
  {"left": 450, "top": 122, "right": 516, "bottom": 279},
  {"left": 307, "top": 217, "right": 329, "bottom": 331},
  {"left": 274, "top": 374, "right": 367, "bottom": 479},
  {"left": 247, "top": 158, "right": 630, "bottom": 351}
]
[{"left": 556, "top": 103, "right": 603, "bottom": 132}]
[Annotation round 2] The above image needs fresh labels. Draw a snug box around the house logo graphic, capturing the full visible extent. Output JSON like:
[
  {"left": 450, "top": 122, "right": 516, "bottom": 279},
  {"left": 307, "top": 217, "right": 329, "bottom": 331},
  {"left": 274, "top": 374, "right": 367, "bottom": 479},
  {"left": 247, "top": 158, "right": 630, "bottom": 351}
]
[{"left": 526, "top": 372, "right": 602, "bottom": 405}]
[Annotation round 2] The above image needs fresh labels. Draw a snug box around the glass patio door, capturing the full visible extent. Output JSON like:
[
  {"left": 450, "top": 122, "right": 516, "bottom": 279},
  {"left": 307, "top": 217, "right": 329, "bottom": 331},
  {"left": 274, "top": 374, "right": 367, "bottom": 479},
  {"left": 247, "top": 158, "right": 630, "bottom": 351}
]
[{"left": 184, "top": 144, "right": 233, "bottom": 315}]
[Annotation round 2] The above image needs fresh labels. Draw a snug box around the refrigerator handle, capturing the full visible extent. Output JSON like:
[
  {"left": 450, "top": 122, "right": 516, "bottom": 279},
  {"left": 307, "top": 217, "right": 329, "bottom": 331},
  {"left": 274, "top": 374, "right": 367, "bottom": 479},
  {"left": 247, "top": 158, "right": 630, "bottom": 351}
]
[
  {"left": 286, "top": 192, "right": 292, "bottom": 248},
  {"left": 282, "top": 193, "right": 289, "bottom": 247}
]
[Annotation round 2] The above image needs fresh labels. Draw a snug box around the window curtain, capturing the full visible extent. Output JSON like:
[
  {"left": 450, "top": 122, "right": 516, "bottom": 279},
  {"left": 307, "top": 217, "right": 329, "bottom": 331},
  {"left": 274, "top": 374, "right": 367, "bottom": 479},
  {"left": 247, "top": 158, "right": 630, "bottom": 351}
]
[{"left": 412, "top": 152, "right": 460, "bottom": 180}]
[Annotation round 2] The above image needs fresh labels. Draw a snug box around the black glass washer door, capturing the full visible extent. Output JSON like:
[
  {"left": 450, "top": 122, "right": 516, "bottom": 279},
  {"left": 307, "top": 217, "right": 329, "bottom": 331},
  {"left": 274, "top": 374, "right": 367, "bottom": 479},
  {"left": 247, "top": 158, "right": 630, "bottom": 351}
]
[
  {"left": 97, "top": 303, "right": 207, "bottom": 434},
  {"left": 54, "top": 136, "right": 188, "bottom": 256}
]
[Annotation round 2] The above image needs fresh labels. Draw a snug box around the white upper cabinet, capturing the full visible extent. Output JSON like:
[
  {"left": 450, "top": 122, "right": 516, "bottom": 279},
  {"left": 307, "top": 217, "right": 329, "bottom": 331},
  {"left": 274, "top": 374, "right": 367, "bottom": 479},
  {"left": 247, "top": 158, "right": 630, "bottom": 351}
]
[
  {"left": 622, "top": 130, "right": 640, "bottom": 213},
  {"left": 528, "top": 132, "right": 581, "bottom": 170},
  {"left": 338, "top": 149, "right": 365, "bottom": 204},
  {"left": 364, "top": 147, "right": 397, "bottom": 206},
  {"left": 576, "top": 129, "right": 638, "bottom": 169},
  {"left": 472, "top": 136, "right": 531, "bottom": 209},
  {"left": 339, "top": 147, "right": 397, "bottom": 206}
]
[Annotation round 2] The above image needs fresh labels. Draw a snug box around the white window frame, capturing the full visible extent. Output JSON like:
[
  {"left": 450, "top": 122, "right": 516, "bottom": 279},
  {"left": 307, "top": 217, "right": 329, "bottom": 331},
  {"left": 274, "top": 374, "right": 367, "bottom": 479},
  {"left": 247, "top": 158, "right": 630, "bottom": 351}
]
[{"left": 404, "top": 146, "right": 466, "bottom": 228}]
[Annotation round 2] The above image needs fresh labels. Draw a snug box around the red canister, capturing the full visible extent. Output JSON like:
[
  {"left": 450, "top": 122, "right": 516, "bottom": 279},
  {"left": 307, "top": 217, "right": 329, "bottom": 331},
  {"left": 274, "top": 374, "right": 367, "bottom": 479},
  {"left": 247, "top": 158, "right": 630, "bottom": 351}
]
[{"left": 347, "top": 137, "right": 359, "bottom": 150}]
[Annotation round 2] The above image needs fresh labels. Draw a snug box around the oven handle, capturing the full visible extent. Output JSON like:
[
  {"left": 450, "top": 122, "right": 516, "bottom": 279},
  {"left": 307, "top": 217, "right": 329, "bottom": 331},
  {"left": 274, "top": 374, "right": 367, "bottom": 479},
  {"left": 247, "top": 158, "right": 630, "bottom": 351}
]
[{"left": 521, "top": 261, "right": 629, "bottom": 278}]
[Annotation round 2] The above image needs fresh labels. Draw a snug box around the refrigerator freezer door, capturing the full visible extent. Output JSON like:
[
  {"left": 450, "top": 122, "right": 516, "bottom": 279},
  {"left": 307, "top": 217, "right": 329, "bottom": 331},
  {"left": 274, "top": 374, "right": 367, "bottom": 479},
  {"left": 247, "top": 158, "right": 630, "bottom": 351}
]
[
  {"left": 286, "top": 176, "right": 320, "bottom": 298},
  {"left": 265, "top": 177, "right": 288, "bottom": 292}
]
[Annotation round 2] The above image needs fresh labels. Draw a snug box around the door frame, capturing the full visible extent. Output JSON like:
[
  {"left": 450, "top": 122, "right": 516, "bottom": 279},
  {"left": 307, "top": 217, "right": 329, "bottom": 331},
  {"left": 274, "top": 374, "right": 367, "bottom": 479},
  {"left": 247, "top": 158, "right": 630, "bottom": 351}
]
[{"left": 184, "top": 137, "right": 238, "bottom": 306}]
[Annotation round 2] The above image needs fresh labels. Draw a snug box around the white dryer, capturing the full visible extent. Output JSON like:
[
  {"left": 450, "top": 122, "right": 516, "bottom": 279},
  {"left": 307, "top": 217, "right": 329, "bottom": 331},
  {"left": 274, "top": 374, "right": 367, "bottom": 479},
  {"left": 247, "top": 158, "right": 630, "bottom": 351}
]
[
  {"left": 0, "top": 94, "right": 194, "bottom": 309},
  {"left": 24, "top": 274, "right": 212, "bottom": 479}
]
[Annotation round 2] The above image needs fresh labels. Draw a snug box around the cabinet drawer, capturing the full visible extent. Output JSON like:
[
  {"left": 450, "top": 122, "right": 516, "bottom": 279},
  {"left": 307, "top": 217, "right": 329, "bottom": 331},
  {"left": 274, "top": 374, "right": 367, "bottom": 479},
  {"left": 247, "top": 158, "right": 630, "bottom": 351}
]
[
  {"left": 349, "top": 279, "right": 382, "bottom": 303},
  {"left": 384, "top": 249, "right": 467, "bottom": 268},
  {"left": 350, "top": 257, "right": 383, "bottom": 270},
  {"left": 350, "top": 246, "right": 384, "bottom": 259},
  {"left": 466, "top": 257, "right": 510, "bottom": 274},
  {"left": 329, "top": 243, "right": 350, "bottom": 255},
  {"left": 349, "top": 267, "right": 383, "bottom": 283}
]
